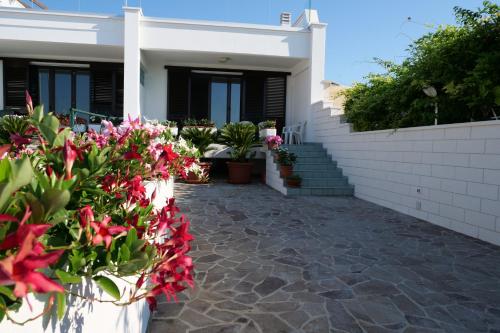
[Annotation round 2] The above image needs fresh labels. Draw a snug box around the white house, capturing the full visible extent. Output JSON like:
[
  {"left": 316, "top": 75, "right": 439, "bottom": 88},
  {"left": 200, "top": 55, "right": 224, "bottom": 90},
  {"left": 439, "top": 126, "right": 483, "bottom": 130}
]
[{"left": 0, "top": 4, "right": 327, "bottom": 141}]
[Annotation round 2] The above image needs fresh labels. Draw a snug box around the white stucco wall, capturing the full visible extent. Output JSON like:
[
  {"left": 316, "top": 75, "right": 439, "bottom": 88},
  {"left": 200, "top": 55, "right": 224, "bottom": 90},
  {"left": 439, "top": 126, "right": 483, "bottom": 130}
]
[
  {"left": 289, "top": 61, "right": 310, "bottom": 127},
  {"left": 313, "top": 102, "right": 500, "bottom": 246},
  {"left": 0, "top": 8, "right": 124, "bottom": 46},
  {"left": 0, "top": 0, "right": 23, "bottom": 8},
  {"left": 141, "top": 55, "right": 167, "bottom": 121},
  {"left": 0, "top": 60, "right": 4, "bottom": 110}
]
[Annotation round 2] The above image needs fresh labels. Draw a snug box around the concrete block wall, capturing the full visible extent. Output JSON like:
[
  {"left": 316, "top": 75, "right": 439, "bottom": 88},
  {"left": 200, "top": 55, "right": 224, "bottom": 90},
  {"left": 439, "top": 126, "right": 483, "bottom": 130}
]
[
  {"left": 313, "top": 103, "right": 500, "bottom": 246},
  {"left": 265, "top": 150, "right": 287, "bottom": 195}
]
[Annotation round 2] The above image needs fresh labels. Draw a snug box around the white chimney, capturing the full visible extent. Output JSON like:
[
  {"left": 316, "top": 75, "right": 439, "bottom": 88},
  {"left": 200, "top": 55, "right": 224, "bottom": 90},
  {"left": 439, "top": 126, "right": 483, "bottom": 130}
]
[{"left": 280, "top": 12, "right": 291, "bottom": 26}]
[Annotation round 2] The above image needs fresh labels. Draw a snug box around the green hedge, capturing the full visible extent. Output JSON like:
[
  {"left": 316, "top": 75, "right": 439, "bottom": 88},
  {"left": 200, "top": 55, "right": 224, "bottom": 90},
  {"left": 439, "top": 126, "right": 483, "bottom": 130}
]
[{"left": 343, "top": 1, "right": 500, "bottom": 132}]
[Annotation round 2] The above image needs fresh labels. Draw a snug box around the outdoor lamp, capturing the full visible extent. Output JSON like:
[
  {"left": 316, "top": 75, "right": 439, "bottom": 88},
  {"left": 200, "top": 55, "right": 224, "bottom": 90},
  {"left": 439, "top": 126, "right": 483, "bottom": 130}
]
[{"left": 423, "top": 86, "right": 438, "bottom": 125}]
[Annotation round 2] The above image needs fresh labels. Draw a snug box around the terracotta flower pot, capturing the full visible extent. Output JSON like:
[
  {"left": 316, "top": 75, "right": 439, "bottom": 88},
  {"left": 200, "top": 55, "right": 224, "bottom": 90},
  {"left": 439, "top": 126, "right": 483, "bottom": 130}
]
[
  {"left": 286, "top": 178, "right": 302, "bottom": 188},
  {"left": 199, "top": 161, "right": 212, "bottom": 176},
  {"left": 227, "top": 161, "right": 253, "bottom": 184},
  {"left": 267, "top": 143, "right": 278, "bottom": 150},
  {"left": 280, "top": 165, "right": 293, "bottom": 178}
]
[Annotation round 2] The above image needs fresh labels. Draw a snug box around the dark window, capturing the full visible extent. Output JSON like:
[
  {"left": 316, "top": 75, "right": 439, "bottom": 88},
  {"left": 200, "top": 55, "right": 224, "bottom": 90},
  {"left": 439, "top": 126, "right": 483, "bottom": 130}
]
[{"left": 167, "top": 69, "right": 189, "bottom": 122}]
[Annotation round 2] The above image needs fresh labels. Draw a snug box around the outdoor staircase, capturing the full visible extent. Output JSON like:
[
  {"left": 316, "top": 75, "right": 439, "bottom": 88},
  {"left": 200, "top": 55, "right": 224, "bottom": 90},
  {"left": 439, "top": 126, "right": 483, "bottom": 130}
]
[{"left": 281, "top": 143, "right": 354, "bottom": 196}]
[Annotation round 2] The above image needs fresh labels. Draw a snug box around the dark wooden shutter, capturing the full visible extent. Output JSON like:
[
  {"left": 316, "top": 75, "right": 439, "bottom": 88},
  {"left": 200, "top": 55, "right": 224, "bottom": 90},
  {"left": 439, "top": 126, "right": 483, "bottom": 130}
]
[
  {"left": 190, "top": 75, "right": 209, "bottom": 120},
  {"left": 243, "top": 75, "right": 264, "bottom": 124},
  {"left": 264, "top": 76, "right": 286, "bottom": 133},
  {"left": 114, "top": 70, "right": 124, "bottom": 117},
  {"left": 91, "top": 70, "right": 113, "bottom": 116},
  {"left": 4, "top": 61, "right": 28, "bottom": 109},
  {"left": 167, "top": 69, "right": 189, "bottom": 122}
]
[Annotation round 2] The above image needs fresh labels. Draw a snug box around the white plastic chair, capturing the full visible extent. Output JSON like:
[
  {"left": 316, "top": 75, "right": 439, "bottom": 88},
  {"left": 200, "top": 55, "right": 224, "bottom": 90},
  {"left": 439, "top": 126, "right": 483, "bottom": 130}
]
[{"left": 282, "top": 121, "right": 306, "bottom": 145}]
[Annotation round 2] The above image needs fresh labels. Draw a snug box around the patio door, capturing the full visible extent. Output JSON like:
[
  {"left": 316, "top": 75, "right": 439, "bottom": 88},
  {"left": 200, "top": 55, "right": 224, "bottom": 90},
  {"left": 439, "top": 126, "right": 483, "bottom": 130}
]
[{"left": 210, "top": 78, "right": 241, "bottom": 128}]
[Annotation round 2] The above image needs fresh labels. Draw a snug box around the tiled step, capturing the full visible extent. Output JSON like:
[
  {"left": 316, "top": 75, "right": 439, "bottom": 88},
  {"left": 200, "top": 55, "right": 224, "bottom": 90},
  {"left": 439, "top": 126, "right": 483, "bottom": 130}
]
[
  {"left": 293, "top": 170, "right": 344, "bottom": 178},
  {"left": 300, "top": 177, "right": 349, "bottom": 187},
  {"left": 294, "top": 163, "right": 339, "bottom": 171},
  {"left": 295, "top": 156, "right": 334, "bottom": 164},
  {"left": 287, "top": 185, "right": 354, "bottom": 196}
]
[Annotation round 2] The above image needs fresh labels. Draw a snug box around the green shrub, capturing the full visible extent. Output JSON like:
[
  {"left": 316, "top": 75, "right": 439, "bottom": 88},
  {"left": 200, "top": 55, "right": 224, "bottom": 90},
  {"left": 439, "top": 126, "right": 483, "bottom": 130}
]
[
  {"left": 219, "top": 123, "right": 260, "bottom": 162},
  {"left": 181, "top": 127, "right": 217, "bottom": 155},
  {"left": 343, "top": 1, "right": 500, "bottom": 131}
]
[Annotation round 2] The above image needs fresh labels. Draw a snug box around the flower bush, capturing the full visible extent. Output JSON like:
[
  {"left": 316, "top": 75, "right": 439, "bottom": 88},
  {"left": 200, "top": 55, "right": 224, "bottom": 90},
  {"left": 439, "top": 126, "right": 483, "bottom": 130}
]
[
  {"left": 275, "top": 147, "right": 296, "bottom": 166},
  {"left": 264, "top": 135, "right": 282, "bottom": 146},
  {"left": 0, "top": 104, "right": 195, "bottom": 325}
]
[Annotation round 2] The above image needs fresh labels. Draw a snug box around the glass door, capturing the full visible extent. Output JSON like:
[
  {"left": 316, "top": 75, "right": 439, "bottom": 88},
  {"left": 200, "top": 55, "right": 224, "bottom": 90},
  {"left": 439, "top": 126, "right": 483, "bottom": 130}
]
[
  {"left": 210, "top": 78, "right": 240, "bottom": 127},
  {"left": 54, "top": 70, "right": 72, "bottom": 115}
]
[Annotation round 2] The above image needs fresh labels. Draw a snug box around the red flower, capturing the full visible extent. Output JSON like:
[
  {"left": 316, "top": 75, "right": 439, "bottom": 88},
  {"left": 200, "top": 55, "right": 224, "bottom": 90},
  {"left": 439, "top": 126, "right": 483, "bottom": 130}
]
[
  {"left": 25, "top": 90, "right": 33, "bottom": 113},
  {"left": 10, "top": 133, "right": 31, "bottom": 146},
  {"left": 0, "top": 144, "right": 10, "bottom": 159},
  {"left": 124, "top": 144, "right": 142, "bottom": 160},
  {"left": 126, "top": 175, "right": 146, "bottom": 204},
  {"left": 79, "top": 205, "right": 94, "bottom": 228},
  {"left": 161, "top": 144, "right": 179, "bottom": 162},
  {"left": 63, "top": 139, "right": 78, "bottom": 180},
  {"left": 90, "top": 216, "right": 128, "bottom": 249},
  {"left": 0, "top": 207, "right": 51, "bottom": 250},
  {"left": 0, "top": 232, "right": 64, "bottom": 297}
]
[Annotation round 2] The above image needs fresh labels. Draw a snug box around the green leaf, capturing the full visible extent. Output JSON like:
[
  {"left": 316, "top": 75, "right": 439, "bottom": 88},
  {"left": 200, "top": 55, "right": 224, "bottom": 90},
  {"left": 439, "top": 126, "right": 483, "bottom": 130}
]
[
  {"left": 41, "top": 188, "right": 70, "bottom": 216},
  {"left": 9, "top": 157, "right": 33, "bottom": 189},
  {"left": 56, "top": 293, "right": 66, "bottom": 320},
  {"left": 32, "top": 105, "right": 44, "bottom": 123},
  {"left": 53, "top": 128, "right": 71, "bottom": 147},
  {"left": 120, "top": 244, "right": 131, "bottom": 262},
  {"left": 0, "top": 295, "right": 5, "bottom": 323},
  {"left": 0, "top": 286, "right": 16, "bottom": 301},
  {"left": 117, "top": 258, "right": 149, "bottom": 275},
  {"left": 55, "top": 269, "right": 82, "bottom": 284},
  {"left": 93, "top": 276, "right": 120, "bottom": 300},
  {"left": 0, "top": 158, "right": 11, "bottom": 183},
  {"left": 125, "top": 228, "right": 138, "bottom": 247}
]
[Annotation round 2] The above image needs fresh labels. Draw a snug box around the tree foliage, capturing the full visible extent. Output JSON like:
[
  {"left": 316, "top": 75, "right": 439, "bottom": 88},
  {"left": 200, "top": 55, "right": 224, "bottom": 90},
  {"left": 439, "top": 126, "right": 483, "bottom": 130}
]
[{"left": 343, "top": 1, "right": 500, "bottom": 131}]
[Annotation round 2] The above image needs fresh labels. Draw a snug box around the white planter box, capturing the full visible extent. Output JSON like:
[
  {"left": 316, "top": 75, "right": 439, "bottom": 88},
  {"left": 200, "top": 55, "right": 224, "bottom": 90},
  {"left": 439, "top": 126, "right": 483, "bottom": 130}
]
[
  {"left": 0, "top": 274, "right": 149, "bottom": 333},
  {"left": 0, "top": 179, "right": 175, "bottom": 333},
  {"left": 144, "top": 177, "right": 175, "bottom": 211},
  {"left": 259, "top": 128, "right": 277, "bottom": 139},
  {"left": 168, "top": 127, "right": 178, "bottom": 137},
  {"left": 73, "top": 124, "right": 87, "bottom": 133},
  {"left": 88, "top": 124, "right": 102, "bottom": 133}
]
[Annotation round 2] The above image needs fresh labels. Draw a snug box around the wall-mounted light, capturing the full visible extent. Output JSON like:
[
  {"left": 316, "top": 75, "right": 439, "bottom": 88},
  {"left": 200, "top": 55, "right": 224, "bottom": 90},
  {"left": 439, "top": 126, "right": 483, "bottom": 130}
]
[
  {"left": 218, "top": 57, "right": 231, "bottom": 63},
  {"left": 423, "top": 86, "right": 438, "bottom": 125}
]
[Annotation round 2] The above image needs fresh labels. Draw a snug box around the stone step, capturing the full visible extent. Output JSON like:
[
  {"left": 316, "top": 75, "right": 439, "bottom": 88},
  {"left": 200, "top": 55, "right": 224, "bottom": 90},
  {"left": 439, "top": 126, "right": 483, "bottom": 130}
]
[
  {"left": 300, "top": 177, "right": 349, "bottom": 187},
  {"left": 281, "top": 144, "right": 325, "bottom": 152},
  {"left": 293, "top": 170, "right": 344, "bottom": 178},
  {"left": 295, "top": 159, "right": 337, "bottom": 166},
  {"left": 287, "top": 185, "right": 354, "bottom": 196},
  {"left": 294, "top": 163, "right": 339, "bottom": 172}
]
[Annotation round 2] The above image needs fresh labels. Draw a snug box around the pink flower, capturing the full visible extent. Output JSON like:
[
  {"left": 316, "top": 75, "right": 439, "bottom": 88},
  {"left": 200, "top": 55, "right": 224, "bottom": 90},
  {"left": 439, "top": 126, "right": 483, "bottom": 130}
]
[
  {"left": 79, "top": 205, "right": 94, "bottom": 228},
  {"left": 25, "top": 90, "right": 33, "bottom": 114},
  {"left": 90, "top": 216, "right": 128, "bottom": 249},
  {"left": 265, "top": 135, "right": 282, "bottom": 145},
  {"left": 10, "top": 133, "right": 31, "bottom": 146},
  {"left": 63, "top": 139, "right": 78, "bottom": 179}
]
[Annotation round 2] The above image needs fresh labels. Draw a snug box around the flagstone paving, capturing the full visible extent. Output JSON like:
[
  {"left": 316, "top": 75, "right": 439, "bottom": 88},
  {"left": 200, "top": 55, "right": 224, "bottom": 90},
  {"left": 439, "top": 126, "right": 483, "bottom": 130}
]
[{"left": 149, "top": 181, "right": 500, "bottom": 333}]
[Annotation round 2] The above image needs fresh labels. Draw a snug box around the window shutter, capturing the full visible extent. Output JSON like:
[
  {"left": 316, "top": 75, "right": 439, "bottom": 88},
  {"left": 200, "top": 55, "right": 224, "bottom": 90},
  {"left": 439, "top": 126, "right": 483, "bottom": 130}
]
[
  {"left": 167, "top": 69, "right": 189, "bottom": 122},
  {"left": 243, "top": 75, "right": 265, "bottom": 124},
  {"left": 4, "top": 62, "right": 28, "bottom": 109},
  {"left": 265, "top": 76, "right": 286, "bottom": 133},
  {"left": 91, "top": 70, "right": 113, "bottom": 115}
]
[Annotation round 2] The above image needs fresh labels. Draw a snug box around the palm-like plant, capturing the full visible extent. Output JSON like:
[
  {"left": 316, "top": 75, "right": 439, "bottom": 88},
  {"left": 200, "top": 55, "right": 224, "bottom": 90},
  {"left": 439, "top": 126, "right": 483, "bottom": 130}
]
[
  {"left": 219, "top": 122, "right": 260, "bottom": 162},
  {"left": 180, "top": 127, "right": 217, "bottom": 156},
  {"left": 0, "top": 115, "right": 31, "bottom": 144}
]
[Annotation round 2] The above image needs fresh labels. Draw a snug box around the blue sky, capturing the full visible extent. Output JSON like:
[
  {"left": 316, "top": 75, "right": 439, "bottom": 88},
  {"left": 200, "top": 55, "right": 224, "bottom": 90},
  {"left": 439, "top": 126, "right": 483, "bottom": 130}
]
[{"left": 38, "top": 0, "right": 485, "bottom": 85}]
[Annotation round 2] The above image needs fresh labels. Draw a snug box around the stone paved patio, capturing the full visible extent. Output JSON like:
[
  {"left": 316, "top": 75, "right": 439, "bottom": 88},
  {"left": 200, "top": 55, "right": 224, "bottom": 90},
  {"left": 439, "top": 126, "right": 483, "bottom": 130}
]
[{"left": 149, "top": 181, "right": 500, "bottom": 333}]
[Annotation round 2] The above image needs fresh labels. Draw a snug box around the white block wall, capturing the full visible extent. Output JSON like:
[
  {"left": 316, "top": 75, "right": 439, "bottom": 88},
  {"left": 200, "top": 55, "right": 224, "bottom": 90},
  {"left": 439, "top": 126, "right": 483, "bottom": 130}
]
[
  {"left": 265, "top": 150, "right": 287, "bottom": 195},
  {"left": 313, "top": 103, "right": 500, "bottom": 246}
]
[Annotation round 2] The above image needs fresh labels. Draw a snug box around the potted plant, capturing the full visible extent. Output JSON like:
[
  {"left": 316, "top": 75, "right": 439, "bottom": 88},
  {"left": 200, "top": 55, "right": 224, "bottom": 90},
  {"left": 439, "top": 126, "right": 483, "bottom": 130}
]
[
  {"left": 162, "top": 120, "right": 178, "bottom": 137},
  {"left": 286, "top": 174, "right": 302, "bottom": 187},
  {"left": 265, "top": 135, "right": 282, "bottom": 150},
  {"left": 258, "top": 120, "right": 277, "bottom": 139},
  {"left": 219, "top": 122, "right": 260, "bottom": 184},
  {"left": 181, "top": 127, "right": 217, "bottom": 182},
  {"left": 276, "top": 147, "right": 297, "bottom": 178},
  {"left": 182, "top": 118, "right": 217, "bottom": 134}
]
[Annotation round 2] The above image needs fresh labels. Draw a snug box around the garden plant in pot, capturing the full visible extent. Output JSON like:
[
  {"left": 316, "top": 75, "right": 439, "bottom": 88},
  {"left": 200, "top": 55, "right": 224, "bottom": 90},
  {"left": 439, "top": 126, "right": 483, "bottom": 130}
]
[
  {"left": 220, "top": 122, "right": 260, "bottom": 184},
  {"left": 276, "top": 147, "right": 297, "bottom": 178},
  {"left": 286, "top": 174, "right": 302, "bottom": 188},
  {"left": 258, "top": 120, "right": 277, "bottom": 139},
  {"left": 265, "top": 135, "right": 282, "bottom": 150},
  {"left": 181, "top": 127, "right": 218, "bottom": 183}
]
